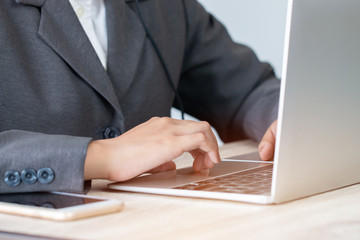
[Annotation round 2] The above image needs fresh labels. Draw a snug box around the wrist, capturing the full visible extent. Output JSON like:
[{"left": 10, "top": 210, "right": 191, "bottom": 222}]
[{"left": 84, "top": 140, "right": 110, "bottom": 180}]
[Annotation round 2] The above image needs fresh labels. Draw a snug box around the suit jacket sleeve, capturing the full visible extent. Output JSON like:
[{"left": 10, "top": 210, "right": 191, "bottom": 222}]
[
  {"left": 179, "top": 0, "right": 280, "bottom": 142},
  {"left": 0, "top": 130, "right": 91, "bottom": 193}
]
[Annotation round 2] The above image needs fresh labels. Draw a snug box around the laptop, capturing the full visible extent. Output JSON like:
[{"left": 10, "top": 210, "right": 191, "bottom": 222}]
[{"left": 108, "top": 0, "right": 360, "bottom": 204}]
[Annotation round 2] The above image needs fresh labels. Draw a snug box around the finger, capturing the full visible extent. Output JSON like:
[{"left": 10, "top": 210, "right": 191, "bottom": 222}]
[
  {"left": 191, "top": 151, "right": 204, "bottom": 172},
  {"left": 148, "top": 161, "right": 176, "bottom": 174},
  {"left": 150, "top": 118, "right": 220, "bottom": 154},
  {"left": 258, "top": 121, "right": 277, "bottom": 161},
  {"left": 177, "top": 132, "right": 221, "bottom": 165},
  {"left": 191, "top": 151, "right": 217, "bottom": 173},
  {"left": 172, "top": 120, "right": 218, "bottom": 142},
  {"left": 203, "top": 152, "right": 216, "bottom": 169}
]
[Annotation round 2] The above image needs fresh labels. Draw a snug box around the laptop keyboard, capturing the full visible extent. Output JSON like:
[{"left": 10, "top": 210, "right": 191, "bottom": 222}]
[{"left": 173, "top": 165, "right": 273, "bottom": 195}]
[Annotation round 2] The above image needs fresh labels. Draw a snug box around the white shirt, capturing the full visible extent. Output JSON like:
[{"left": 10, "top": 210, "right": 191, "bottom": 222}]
[{"left": 69, "top": 0, "right": 108, "bottom": 69}]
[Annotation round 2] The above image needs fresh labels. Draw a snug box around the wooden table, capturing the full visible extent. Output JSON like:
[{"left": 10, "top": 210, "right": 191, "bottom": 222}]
[{"left": 1, "top": 140, "right": 359, "bottom": 240}]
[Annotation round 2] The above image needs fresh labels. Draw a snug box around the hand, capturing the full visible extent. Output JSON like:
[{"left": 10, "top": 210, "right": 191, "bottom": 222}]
[
  {"left": 84, "top": 117, "right": 221, "bottom": 181},
  {"left": 258, "top": 120, "right": 277, "bottom": 161}
]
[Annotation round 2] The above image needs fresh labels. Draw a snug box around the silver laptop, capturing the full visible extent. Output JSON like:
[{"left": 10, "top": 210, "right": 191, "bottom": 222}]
[{"left": 109, "top": 0, "right": 360, "bottom": 204}]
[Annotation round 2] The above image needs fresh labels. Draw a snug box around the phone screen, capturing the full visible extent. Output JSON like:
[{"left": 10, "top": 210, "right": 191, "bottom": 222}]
[{"left": 0, "top": 192, "right": 104, "bottom": 209}]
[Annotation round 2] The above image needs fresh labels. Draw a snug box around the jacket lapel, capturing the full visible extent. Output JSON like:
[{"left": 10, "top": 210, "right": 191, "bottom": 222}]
[
  {"left": 16, "top": 0, "right": 147, "bottom": 131},
  {"left": 106, "top": 0, "right": 146, "bottom": 101},
  {"left": 36, "top": 0, "right": 123, "bottom": 114}
]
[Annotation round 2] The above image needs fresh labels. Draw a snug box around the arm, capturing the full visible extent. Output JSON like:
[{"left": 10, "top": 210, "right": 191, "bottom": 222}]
[
  {"left": 1, "top": 120, "right": 220, "bottom": 194},
  {"left": 179, "top": 0, "right": 280, "bottom": 143},
  {"left": 0, "top": 130, "right": 91, "bottom": 193},
  {"left": 1, "top": 117, "right": 221, "bottom": 193}
]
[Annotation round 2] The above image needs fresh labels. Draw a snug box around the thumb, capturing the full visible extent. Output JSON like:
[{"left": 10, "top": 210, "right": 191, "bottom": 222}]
[{"left": 258, "top": 120, "right": 277, "bottom": 161}]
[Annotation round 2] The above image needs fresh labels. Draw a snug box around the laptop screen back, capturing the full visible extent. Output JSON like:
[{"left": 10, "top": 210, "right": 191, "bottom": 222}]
[{"left": 272, "top": 0, "right": 360, "bottom": 203}]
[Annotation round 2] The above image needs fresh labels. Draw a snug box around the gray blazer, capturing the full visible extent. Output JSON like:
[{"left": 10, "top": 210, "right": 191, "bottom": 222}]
[{"left": 0, "top": 0, "right": 280, "bottom": 193}]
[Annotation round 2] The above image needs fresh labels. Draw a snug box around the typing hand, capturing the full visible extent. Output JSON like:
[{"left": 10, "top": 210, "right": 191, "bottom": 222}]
[
  {"left": 258, "top": 120, "right": 277, "bottom": 161},
  {"left": 84, "top": 117, "right": 221, "bottom": 181}
]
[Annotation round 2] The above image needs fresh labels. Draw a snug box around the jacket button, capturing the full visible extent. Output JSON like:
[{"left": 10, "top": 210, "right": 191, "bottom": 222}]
[
  {"left": 4, "top": 171, "right": 21, "bottom": 186},
  {"left": 103, "top": 126, "right": 120, "bottom": 139},
  {"left": 21, "top": 168, "right": 37, "bottom": 184},
  {"left": 37, "top": 168, "right": 54, "bottom": 184}
]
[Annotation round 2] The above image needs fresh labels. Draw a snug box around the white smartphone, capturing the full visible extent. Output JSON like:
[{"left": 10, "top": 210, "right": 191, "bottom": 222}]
[{"left": 0, "top": 191, "right": 124, "bottom": 221}]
